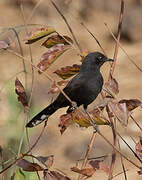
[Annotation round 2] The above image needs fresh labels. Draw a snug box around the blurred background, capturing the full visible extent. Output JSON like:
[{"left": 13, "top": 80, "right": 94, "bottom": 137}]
[{"left": 0, "top": 0, "right": 142, "bottom": 179}]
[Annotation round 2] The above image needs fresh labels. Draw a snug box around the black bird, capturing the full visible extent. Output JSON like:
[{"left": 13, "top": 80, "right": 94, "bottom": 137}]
[{"left": 26, "top": 52, "right": 113, "bottom": 128}]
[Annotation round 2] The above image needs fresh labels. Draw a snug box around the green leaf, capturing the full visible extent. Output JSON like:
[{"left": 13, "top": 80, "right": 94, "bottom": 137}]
[
  {"left": 14, "top": 168, "right": 26, "bottom": 180},
  {"left": 25, "top": 27, "right": 56, "bottom": 44}
]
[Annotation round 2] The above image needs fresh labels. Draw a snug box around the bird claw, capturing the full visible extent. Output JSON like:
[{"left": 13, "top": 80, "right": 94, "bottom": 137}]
[
  {"left": 71, "top": 101, "right": 77, "bottom": 110},
  {"left": 93, "top": 124, "right": 98, "bottom": 133}
]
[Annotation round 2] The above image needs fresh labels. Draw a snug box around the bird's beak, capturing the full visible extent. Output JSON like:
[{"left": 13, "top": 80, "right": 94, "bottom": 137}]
[{"left": 106, "top": 58, "right": 114, "bottom": 62}]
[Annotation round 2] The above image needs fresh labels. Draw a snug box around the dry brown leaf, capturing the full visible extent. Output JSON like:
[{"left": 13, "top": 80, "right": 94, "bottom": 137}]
[
  {"left": 104, "top": 75, "right": 119, "bottom": 95},
  {"left": 71, "top": 166, "right": 95, "bottom": 177},
  {"left": 89, "top": 160, "right": 110, "bottom": 174},
  {"left": 42, "top": 34, "right": 73, "bottom": 48},
  {"left": 15, "top": 78, "right": 29, "bottom": 110},
  {"left": 119, "top": 99, "right": 142, "bottom": 111},
  {"left": 136, "top": 137, "right": 142, "bottom": 159},
  {"left": 54, "top": 64, "right": 81, "bottom": 80},
  {"left": 108, "top": 99, "right": 129, "bottom": 126},
  {"left": 16, "top": 159, "right": 44, "bottom": 172},
  {"left": 37, "top": 44, "right": 70, "bottom": 73},
  {"left": 59, "top": 113, "right": 73, "bottom": 134},
  {"left": 0, "top": 40, "right": 9, "bottom": 50}
]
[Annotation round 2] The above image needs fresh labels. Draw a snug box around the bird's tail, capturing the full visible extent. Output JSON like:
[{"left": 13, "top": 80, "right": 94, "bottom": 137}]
[{"left": 26, "top": 103, "right": 58, "bottom": 128}]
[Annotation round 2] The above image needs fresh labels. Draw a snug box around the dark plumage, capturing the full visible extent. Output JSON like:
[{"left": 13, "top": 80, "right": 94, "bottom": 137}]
[{"left": 26, "top": 52, "right": 113, "bottom": 128}]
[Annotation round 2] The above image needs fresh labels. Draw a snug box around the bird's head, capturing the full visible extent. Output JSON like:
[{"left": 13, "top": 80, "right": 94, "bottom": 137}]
[{"left": 81, "top": 52, "right": 114, "bottom": 71}]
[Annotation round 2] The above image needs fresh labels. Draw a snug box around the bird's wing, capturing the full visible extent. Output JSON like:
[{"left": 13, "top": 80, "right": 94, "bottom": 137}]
[
  {"left": 63, "top": 73, "right": 84, "bottom": 94},
  {"left": 53, "top": 73, "right": 84, "bottom": 108}
]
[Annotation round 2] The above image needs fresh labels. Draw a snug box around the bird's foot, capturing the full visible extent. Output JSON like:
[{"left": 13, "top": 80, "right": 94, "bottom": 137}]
[
  {"left": 93, "top": 123, "right": 98, "bottom": 133},
  {"left": 71, "top": 101, "right": 77, "bottom": 110},
  {"left": 84, "top": 108, "right": 98, "bottom": 133}
]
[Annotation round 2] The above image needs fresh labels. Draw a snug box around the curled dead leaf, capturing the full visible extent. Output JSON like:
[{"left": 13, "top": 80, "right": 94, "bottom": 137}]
[
  {"left": 89, "top": 160, "right": 110, "bottom": 174},
  {"left": 37, "top": 44, "right": 70, "bottom": 73},
  {"left": 108, "top": 99, "right": 129, "bottom": 126},
  {"left": 0, "top": 40, "right": 9, "bottom": 50},
  {"left": 59, "top": 113, "right": 73, "bottom": 134},
  {"left": 42, "top": 34, "right": 73, "bottom": 48},
  {"left": 71, "top": 166, "right": 95, "bottom": 177},
  {"left": 16, "top": 159, "right": 44, "bottom": 172},
  {"left": 136, "top": 137, "right": 142, "bottom": 159},
  {"left": 15, "top": 78, "right": 29, "bottom": 110},
  {"left": 119, "top": 99, "right": 142, "bottom": 111},
  {"left": 54, "top": 64, "right": 81, "bottom": 80},
  {"left": 25, "top": 26, "right": 56, "bottom": 44},
  {"left": 71, "top": 160, "right": 110, "bottom": 177},
  {"left": 104, "top": 75, "right": 119, "bottom": 95}
]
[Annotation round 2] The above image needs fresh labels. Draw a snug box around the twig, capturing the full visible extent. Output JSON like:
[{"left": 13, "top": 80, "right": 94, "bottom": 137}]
[
  {"left": 104, "top": 23, "right": 142, "bottom": 73},
  {"left": 77, "top": 132, "right": 97, "bottom": 180},
  {"left": 77, "top": 154, "right": 109, "bottom": 162},
  {"left": 27, "top": 0, "right": 44, "bottom": 23},
  {"left": 130, "top": 115, "right": 142, "bottom": 132},
  {"left": 26, "top": 121, "right": 47, "bottom": 154},
  {"left": 109, "top": 0, "right": 124, "bottom": 77},
  {"left": 118, "top": 140, "right": 127, "bottom": 180},
  {"left": 97, "top": 129, "right": 141, "bottom": 170},
  {"left": 50, "top": 0, "right": 82, "bottom": 54},
  {"left": 8, "top": 28, "right": 26, "bottom": 74},
  {"left": 106, "top": 106, "right": 117, "bottom": 180},
  {"left": 116, "top": 132, "right": 142, "bottom": 164},
  {"left": 80, "top": 22, "right": 106, "bottom": 56},
  {"left": 112, "top": 169, "right": 129, "bottom": 179}
]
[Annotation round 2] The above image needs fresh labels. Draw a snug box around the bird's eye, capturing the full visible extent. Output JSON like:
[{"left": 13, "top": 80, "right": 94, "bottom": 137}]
[{"left": 97, "top": 55, "right": 104, "bottom": 61}]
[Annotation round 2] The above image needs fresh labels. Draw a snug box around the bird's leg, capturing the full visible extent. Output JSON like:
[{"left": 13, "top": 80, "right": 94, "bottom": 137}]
[
  {"left": 66, "top": 101, "right": 77, "bottom": 113},
  {"left": 71, "top": 101, "right": 77, "bottom": 110},
  {"left": 84, "top": 108, "right": 98, "bottom": 133}
]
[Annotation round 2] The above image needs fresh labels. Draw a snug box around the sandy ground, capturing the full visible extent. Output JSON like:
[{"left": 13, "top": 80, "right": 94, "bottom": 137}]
[{"left": 0, "top": 0, "right": 142, "bottom": 179}]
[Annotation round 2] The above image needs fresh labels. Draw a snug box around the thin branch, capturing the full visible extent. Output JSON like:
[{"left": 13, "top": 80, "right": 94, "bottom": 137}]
[
  {"left": 26, "top": 121, "right": 47, "bottom": 154},
  {"left": 50, "top": 0, "right": 82, "bottom": 53},
  {"left": 118, "top": 140, "right": 127, "bottom": 180},
  {"left": 130, "top": 115, "right": 142, "bottom": 132},
  {"left": 77, "top": 132, "right": 97, "bottom": 180},
  {"left": 116, "top": 132, "right": 142, "bottom": 164},
  {"left": 104, "top": 23, "right": 142, "bottom": 73},
  {"left": 8, "top": 28, "right": 26, "bottom": 74},
  {"left": 97, "top": 129, "right": 141, "bottom": 170},
  {"left": 80, "top": 22, "right": 106, "bottom": 56},
  {"left": 106, "top": 106, "right": 117, "bottom": 180},
  {"left": 112, "top": 169, "right": 129, "bottom": 179},
  {"left": 27, "top": 0, "right": 44, "bottom": 23},
  {"left": 109, "top": 0, "right": 124, "bottom": 77}
]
